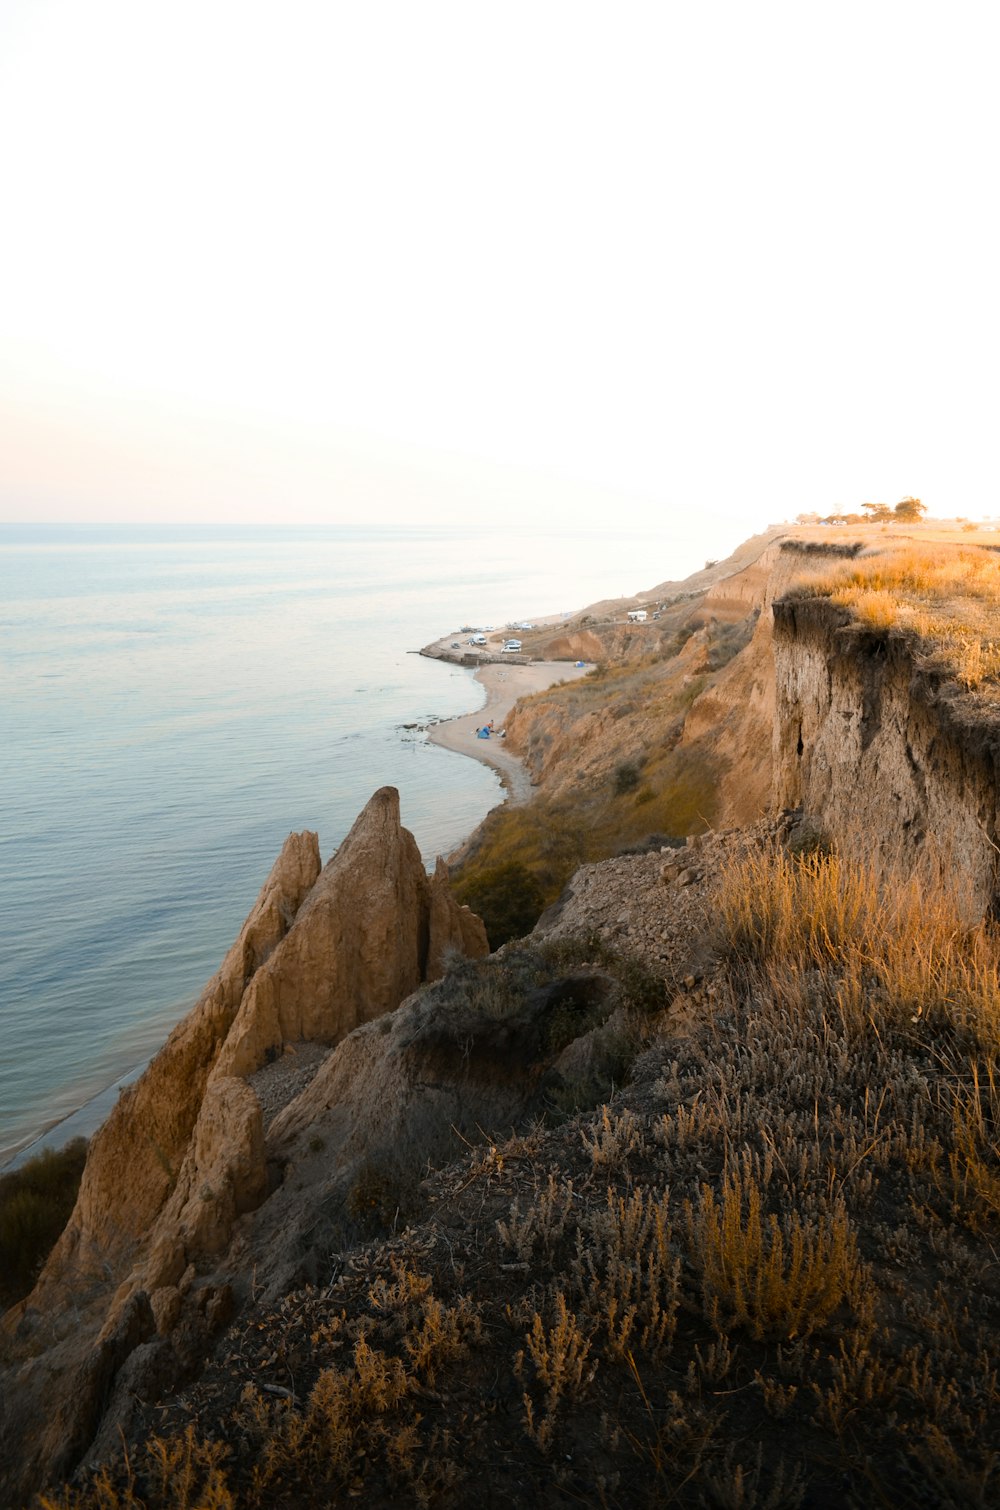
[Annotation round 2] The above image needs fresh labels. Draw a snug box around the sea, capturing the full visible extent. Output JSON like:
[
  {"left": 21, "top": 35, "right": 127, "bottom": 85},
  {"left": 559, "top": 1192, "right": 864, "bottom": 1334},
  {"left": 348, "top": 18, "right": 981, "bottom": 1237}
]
[{"left": 0, "top": 522, "right": 674, "bottom": 1168}]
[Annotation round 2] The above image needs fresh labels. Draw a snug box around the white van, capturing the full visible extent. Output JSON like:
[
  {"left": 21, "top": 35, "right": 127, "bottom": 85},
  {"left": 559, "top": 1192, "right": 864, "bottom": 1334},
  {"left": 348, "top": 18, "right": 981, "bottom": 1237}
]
[
  {"left": 469, "top": 634, "right": 487, "bottom": 646},
  {"left": 502, "top": 639, "right": 522, "bottom": 653}
]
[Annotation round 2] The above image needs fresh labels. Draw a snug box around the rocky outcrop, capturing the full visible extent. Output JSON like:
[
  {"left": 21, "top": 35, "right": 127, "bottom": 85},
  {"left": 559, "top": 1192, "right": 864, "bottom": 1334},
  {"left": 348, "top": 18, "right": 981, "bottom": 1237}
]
[
  {"left": 30, "top": 830, "right": 322, "bottom": 1295},
  {"left": 541, "top": 628, "right": 605, "bottom": 662},
  {"left": 1, "top": 788, "right": 487, "bottom": 1507},
  {"left": 214, "top": 789, "right": 487, "bottom": 1079},
  {"left": 772, "top": 595, "right": 1000, "bottom": 920}
]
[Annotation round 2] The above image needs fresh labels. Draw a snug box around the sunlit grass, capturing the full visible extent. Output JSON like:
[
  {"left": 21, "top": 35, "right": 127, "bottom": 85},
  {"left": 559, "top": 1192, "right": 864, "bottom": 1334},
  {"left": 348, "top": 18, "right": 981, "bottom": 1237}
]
[
  {"left": 791, "top": 544, "right": 1000, "bottom": 687},
  {"left": 717, "top": 842, "right": 1000, "bottom": 1051}
]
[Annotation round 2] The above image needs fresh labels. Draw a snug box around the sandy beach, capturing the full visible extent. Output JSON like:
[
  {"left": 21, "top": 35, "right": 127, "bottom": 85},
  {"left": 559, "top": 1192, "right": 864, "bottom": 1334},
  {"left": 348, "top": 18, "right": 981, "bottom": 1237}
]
[{"left": 427, "top": 657, "right": 591, "bottom": 803}]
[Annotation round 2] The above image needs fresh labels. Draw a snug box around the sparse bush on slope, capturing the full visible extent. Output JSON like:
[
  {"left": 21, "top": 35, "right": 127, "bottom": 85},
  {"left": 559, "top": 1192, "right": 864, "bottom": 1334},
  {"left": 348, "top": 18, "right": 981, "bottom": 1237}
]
[{"left": 0, "top": 1139, "right": 87, "bottom": 1310}]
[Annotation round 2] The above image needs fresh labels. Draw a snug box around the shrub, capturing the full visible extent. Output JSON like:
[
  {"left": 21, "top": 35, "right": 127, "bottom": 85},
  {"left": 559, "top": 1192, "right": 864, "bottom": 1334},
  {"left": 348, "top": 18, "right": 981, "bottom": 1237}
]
[
  {"left": 454, "top": 859, "right": 547, "bottom": 949},
  {"left": 613, "top": 761, "right": 642, "bottom": 796},
  {"left": 0, "top": 1138, "right": 87, "bottom": 1309},
  {"left": 685, "top": 1170, "right": 861, "bottom": 1340}
]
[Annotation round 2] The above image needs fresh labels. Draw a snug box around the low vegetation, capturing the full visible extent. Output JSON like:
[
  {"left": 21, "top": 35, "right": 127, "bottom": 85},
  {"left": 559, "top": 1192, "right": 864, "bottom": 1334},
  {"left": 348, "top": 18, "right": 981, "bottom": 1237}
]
[
  {"left": 453, "top": 742, "right": 718, "bottom": 944},
  {"left": 0, "top": 1139, "right": 87, "bottom": 1309},
  {"left": 42, "top": 834, "right": 1000, "bottom": 1507},
  {"left": 791, "top": 542, "right": 1000, "bottom": 688}
]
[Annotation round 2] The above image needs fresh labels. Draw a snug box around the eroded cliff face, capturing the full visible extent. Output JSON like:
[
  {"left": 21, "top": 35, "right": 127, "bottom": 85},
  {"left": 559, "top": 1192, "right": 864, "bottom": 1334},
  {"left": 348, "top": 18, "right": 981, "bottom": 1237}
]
[
  {"left": 0, "top": 788, "right": 487, "bottom": 1505},
  {"left": 772, "top": 596, "right": 1000, "bottom": 920},
  {"left": 502, "top": 539, "right": 842, "bottom": 830}
]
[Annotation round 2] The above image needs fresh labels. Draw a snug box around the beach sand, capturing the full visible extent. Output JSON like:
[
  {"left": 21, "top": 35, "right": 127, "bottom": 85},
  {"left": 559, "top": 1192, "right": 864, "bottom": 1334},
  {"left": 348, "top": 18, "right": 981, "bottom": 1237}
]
[{"left": 427, "top": 658, "right": 591, "bottom": 804}]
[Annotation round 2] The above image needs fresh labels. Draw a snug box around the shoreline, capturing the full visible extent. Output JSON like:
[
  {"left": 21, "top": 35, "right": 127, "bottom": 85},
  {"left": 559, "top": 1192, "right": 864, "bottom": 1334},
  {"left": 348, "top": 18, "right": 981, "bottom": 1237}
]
[
  {"left": 423, "top": 643, "right": 592, "bottom": 804},
  {"left": 6, "top": 642, "right": 592, "bottom": 1173}
]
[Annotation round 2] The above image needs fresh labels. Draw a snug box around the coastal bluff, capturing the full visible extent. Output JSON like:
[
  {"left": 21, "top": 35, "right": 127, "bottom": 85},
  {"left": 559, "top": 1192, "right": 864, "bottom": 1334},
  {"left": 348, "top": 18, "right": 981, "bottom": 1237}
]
[
  {"left": 7, "top": 522, "right": 1000, "bottom": 1507},
  {"left": 0, "top": 787, "right": 487, "bottom": 1504}
]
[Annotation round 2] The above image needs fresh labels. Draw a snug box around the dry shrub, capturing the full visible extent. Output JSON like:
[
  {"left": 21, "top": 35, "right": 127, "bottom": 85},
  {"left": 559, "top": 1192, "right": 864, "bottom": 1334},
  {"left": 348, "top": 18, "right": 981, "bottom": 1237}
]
[
  {"left": 684, "top": 1169, "right": 860, "bottom": 1340},
  {"left": 403, "top": 1293, "right": 482, "bottom": 1381},
  {"left": 367, "top": 1259, "right": 432, "bottom": 1316},
  {"left": 38, "top": 1426, "right": 233, "bottom": 1510},
  {"left": 580, "top": 1105, "right": 642, "bottom": 1168},
  {"left": 717, "top": 844, "right": 1000, "bottom": 1048},
  {"left": 574, "top": 1186, "right": 680, "bottom": 1359},
  {"left": 516, "top": 1292, "right": 596, "bottom": 1450},
  {"left": 497, "top": 1173, "right": 576, "bottom": 1262}
]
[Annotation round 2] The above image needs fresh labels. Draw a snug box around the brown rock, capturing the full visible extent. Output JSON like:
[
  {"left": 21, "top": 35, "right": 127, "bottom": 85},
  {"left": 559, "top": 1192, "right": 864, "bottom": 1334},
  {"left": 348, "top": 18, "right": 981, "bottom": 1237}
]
[
  {"left": 156, "top": 1076, "right": 268, "bottom": 1260},
  {"left": 26, "top": 830, "right": 320, "bottom": 1298},
  {"left": 427, "top": 858, "right": 489, "bottom": 977},
  {"left": 149, "top": 1286, "right": 182, "bottom": 1334},
  {"left": 215, "top": 788, "right": 487, "bottom": 1078}
]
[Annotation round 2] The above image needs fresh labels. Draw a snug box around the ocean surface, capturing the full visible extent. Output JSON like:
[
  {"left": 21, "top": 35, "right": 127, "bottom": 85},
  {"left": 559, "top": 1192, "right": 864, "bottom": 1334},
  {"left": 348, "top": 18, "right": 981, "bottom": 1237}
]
[{"left": 0, "top": 523, "right": 672, "bottom": 1167}]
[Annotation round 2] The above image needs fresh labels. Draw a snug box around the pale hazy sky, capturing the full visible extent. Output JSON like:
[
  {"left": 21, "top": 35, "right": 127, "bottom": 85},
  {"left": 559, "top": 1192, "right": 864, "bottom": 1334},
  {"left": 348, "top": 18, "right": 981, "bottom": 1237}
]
[{"left": 1, "top": 0, "right": 997, "bottom": 545}]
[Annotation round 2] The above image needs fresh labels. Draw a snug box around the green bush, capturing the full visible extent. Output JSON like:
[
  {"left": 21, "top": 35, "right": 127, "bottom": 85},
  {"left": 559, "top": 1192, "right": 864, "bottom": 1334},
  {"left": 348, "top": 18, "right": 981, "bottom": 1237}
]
[
  {"left": 613, "top": 761, "right": 642, "bottom": 796},
  {"left": 0, "top": 1138, "right": 87, "bottom": 1309},
  {"left": 454, "top": 860, "right": 547, "bottom": 949}
]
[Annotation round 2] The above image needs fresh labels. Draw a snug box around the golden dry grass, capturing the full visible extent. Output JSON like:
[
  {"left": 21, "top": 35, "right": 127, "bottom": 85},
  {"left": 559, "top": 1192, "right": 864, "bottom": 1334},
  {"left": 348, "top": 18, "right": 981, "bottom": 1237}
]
[
  {"left": 792, "top": 543, "right": 1000, "bottom": 687},
  {"left": 716, "top": 844, "right": 1000, "bottom": 1050},
  {"left": 684, "top": 1170, "right": 861, "bottom": 1340}
]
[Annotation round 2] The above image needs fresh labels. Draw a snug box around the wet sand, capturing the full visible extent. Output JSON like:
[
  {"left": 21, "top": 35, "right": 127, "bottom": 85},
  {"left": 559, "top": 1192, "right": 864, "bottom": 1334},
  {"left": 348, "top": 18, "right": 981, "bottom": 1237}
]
[{"left": 428, "top": 658, "right": 591, "bottom": 804}]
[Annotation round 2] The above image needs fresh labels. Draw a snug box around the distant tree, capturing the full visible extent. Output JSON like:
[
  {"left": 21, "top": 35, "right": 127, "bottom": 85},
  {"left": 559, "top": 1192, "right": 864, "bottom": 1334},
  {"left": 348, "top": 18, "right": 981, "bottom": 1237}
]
[
  {"left": 894, "top": 497, "right": 926, "bottom": 521},
  {"left": 862, "top": 502, "right": 893, "bottom": 522}
]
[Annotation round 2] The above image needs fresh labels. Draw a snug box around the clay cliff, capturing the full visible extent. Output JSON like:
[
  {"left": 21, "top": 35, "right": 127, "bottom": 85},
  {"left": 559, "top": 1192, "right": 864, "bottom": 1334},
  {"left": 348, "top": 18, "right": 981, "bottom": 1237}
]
[{"left": 772, "top": 593, "right": 1000, "bottom": 920}]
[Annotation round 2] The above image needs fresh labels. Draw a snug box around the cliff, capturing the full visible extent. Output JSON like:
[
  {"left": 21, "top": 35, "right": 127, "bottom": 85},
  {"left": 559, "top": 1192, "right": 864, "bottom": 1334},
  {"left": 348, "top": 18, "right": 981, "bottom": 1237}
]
[
  {"left": 772, "top": 594, "right": 1000, "bottom": 919},
  {"left": 6, "top": 524, "right": 1000, "bottom": 1508}
]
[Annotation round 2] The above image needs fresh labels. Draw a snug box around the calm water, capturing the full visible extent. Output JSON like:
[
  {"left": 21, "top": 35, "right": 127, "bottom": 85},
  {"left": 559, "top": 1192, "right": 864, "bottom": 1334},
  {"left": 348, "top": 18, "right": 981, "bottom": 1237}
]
[{"left": 0, "top": 523, "right": 671, "bottom": 1165}]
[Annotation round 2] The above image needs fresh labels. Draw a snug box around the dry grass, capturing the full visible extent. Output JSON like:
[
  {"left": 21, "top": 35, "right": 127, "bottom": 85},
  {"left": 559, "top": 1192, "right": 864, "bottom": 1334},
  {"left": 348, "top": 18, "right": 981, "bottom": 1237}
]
[
  {"left": 716, "top": 843, "right": 1000, "bottom": 1050},
  {"left": 792, "top": 543, "right": 1000, "bottom": 687},
  {"left": 684, "top": 1169, "right": 861, "bottom": 1340},
  {"left": 29, "top": 824, "right": 1000, "bottom": 1508},
  {"left": 944, "top": 1058, "right": 1000, "bottom": 1230}
]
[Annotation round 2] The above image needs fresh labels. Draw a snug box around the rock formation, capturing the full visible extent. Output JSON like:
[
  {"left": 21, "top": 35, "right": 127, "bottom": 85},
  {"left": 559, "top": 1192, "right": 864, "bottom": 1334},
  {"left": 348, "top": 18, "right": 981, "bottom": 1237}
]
[{"left": 0, "top": 788, "right": 487, "bottom": 1506}]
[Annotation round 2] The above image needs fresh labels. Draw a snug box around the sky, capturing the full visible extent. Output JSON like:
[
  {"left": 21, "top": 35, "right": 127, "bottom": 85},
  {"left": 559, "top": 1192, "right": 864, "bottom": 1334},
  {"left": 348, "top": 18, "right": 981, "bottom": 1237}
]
[{"left": 1, "top": 0, "right": 998, "bottom": 553}]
